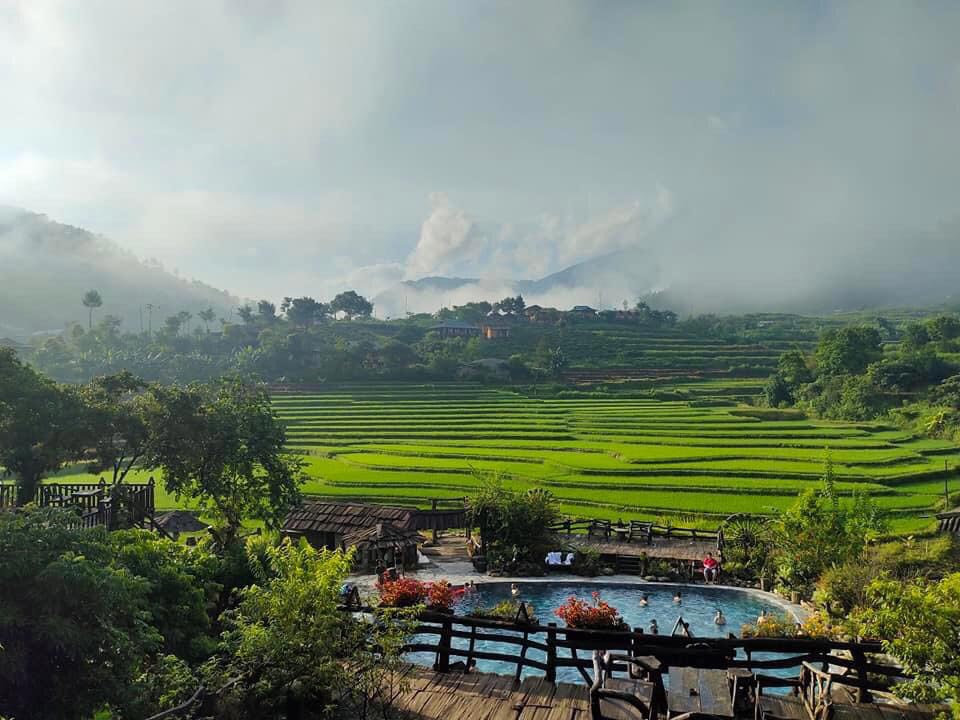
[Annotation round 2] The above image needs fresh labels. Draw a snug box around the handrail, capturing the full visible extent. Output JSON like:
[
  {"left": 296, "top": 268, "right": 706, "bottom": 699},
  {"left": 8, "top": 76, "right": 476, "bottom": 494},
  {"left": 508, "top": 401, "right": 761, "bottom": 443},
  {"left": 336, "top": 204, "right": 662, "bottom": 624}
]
[{"left": 345, "top": 606, "right": 895, "bottom": 685}]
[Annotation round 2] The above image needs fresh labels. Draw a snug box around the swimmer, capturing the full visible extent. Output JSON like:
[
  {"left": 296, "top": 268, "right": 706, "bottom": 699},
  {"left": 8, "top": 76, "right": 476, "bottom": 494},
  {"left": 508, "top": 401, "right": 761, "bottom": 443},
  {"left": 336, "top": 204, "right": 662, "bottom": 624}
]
[
  {"left": 757, "top": 609, "right": 769, "bottom": 625},
  {"left": 511, "top": 583, "right": 520, "bottom": 597},
  {"left": 649, "top": 619, "right": 659, "bottom": 635},
  {"left": 714, "top": 609, "right": 726, "bottom": 626},
  {"left": 639, "top": 593, "right": 649, "bottom": 607},
  {"left": 673, "top": 591, "right": 682, "bottom": 604}
]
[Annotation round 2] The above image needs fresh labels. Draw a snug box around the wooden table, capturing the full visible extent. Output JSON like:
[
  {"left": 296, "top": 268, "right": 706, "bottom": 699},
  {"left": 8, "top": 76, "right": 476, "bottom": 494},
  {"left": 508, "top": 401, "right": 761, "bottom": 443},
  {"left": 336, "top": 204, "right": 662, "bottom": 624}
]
[{"left": 668, "top": 667, "right": 735, "bottom": 719}]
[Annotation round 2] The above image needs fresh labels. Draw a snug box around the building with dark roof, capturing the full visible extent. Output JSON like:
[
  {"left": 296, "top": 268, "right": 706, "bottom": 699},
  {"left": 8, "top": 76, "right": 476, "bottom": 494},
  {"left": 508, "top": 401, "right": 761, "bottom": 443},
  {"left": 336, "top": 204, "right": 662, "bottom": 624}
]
[{"left": 429, "top": 320, "right": 481, "bottom": 339}]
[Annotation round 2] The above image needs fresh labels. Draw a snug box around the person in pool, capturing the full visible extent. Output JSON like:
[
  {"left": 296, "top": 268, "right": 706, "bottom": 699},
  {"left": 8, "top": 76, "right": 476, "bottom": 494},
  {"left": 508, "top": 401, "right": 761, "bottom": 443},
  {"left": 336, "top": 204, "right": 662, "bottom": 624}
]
[
  {"left": 714, "top": 609, "right": 726, "bottom": 626},
  {"left": 649, "top": 619, "right": 659, "bottom": 635},
  {"left": 673, "top": 591, "right": 682, "bottom": 604},
  {"left": 511, "top": 583, "right": 519, "bottom": 597},
  {"left": 757, "top": 609, "right": 769, "bottom": 625},
  {"left": 639, "top": 593, "right": 649, "bottom": 606}
]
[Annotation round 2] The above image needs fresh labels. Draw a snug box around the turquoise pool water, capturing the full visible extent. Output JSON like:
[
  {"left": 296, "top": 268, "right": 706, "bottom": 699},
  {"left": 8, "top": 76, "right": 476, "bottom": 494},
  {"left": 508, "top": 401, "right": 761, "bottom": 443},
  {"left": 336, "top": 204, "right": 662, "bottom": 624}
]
[{"left": 408, "top": 581, "right": 792, "bottom": 683}]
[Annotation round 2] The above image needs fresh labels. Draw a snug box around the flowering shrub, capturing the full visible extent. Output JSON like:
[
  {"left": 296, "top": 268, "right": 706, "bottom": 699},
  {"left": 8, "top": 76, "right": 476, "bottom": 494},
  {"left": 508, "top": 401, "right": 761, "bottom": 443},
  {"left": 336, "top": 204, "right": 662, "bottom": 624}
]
[
  {"left": 426, "top": 581, "right": 456, "bottom": 611},
  {"left": 740, "top": 613, "right": 799, "bottom": 638},
  {"left": 554, "top": 592, "right": 626, "bottom": 630},
  {"left": 377, "top": 577, "right": 428, "bottom": 608}
]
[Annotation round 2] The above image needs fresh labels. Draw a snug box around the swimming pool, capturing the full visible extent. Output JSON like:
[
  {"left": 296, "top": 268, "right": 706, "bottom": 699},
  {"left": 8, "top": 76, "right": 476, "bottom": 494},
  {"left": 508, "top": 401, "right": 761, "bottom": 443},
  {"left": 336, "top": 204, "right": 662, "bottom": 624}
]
[{"left": 408, "top": 581, "right": 794, "bottom": 683}]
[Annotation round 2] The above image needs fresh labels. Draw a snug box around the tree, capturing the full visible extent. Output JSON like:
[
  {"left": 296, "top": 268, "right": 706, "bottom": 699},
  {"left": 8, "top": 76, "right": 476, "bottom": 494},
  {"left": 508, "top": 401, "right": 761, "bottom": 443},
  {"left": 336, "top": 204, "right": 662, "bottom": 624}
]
[
  {"left": 80, "top": 371, "right": 153, "bottom": 485},
  {"left": 284, "top": 296, "right": 325, "bottom": 328},
  {"left": 82, "top": 288, "right": 103, "bottom": 329},
  {"left": 777, "top": 349, "right": 814, "bottom": 387},
  {"left": 208, "top": 538, "right": 415, "bottom": 719},
  {"left": 763, "top": 373, "right": 794, "bottom": 407},
  {"left": 901, "top": 322, "right": 930, "bottom": 350},
  {"left": 237, "top": 304, "right": 255, "bottom": 324},
  {"left": 0, "top": 508, "right": 162, "bottom": 719},
  {"left": 330, "top": 290, "right": 373, "bottom": 320},
  {"left": 257, "top": 299, "right": 278, "bottom": 323},
  {"left": 925, "top": 315, "right": 960, "bottom": 343},
  {"left": 468, "top": 474, "right": 560, "bottom": 569},
  {"left": 851, "top": 573, "right": 960, "bottom": 708},
  {"left": 814, "top": 326, "right": 883, "bottom": 376},
  {"left": 770, "top": 459, "right": 885, "bottom": 593},
  {"left": 142, "top": 377, "right": 304, "bottom": 542},
  {"left": 199, "top": 307, "right": 216, "bottom": 332},
  {"left": 0, "top": 348, "right": 89, "bottom": 504}
]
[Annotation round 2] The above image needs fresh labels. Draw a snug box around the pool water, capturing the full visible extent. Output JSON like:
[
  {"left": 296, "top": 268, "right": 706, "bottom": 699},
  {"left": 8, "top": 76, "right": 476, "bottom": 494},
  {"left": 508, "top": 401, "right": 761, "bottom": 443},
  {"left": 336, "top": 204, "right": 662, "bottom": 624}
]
[{"left": 408, "top": 581, "right": 791, "bottom": 683}]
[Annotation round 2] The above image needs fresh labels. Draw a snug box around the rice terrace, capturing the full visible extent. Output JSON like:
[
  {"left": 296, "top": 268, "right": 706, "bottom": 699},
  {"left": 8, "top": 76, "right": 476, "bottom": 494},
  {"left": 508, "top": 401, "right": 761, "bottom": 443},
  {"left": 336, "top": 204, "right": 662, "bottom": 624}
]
[{"left": 271, "top": 383, "right": 957, "bottom": 534}]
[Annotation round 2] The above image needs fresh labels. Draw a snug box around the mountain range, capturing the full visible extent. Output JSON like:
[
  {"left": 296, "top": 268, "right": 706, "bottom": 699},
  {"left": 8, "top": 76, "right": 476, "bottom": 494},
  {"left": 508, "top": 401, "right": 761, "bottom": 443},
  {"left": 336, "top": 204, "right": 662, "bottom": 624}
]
[{"left": 0, "top": 208, "right": 238, "bottom": 338}]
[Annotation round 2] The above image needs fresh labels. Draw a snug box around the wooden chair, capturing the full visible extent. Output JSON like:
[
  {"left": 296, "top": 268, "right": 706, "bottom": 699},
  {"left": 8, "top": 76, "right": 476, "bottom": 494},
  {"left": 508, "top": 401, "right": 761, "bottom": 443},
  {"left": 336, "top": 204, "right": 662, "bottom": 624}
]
[
  {"left": 591, "top": 651, "right": 659, "bottom": 720},
  {"left": 755, "top": 672, "right": 808, "bottom": 720}
]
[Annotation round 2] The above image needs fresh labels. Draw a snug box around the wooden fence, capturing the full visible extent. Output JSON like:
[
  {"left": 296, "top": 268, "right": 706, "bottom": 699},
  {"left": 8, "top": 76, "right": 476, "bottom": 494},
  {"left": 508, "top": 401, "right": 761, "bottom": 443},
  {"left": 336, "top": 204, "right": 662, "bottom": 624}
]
[
  {"left": 358, "top": 607, "right": 900, "bottom": 694},
  {"left": 550, "top": 518, "right": 723, "bottom": 549},
  {"left": 2, "top": 478, "right": 158, "bottom": 533}
]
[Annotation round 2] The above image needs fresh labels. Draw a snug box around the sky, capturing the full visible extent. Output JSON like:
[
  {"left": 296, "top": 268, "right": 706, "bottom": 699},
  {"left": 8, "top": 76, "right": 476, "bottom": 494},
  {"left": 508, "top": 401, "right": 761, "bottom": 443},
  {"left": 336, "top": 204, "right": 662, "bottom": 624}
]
[{"left": 1, "top": 1, "right": 959, "bottom": 310}]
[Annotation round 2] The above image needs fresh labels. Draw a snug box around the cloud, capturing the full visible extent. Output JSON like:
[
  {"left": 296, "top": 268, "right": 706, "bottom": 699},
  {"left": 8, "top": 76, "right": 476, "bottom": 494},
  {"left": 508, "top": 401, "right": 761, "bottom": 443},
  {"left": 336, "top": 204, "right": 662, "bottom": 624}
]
[{"left": 0, "top": 1, "right": 958, "bottom": 310}]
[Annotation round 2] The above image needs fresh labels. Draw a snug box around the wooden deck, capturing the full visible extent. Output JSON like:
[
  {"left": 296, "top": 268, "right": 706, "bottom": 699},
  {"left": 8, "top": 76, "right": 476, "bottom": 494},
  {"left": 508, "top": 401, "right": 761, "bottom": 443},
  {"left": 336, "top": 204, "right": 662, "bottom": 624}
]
[{"left": 396, "top": 667, "right": 590, "bottom": 719}]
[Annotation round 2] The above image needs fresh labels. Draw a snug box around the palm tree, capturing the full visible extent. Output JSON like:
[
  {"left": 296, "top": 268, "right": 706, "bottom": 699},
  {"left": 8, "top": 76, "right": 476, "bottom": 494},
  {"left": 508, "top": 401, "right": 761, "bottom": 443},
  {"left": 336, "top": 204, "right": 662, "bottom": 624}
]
[
  {"left": 81, "top": 290, "right": 103, "bottom": 329},
  {"left": 199, "top": 308, "right": 216, "bottom": 333}
]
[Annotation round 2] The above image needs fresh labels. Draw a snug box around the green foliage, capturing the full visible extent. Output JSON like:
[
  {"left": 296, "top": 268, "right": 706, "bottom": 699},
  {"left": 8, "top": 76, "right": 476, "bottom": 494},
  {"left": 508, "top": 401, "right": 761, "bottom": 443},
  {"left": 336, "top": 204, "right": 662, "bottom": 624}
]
[
  {"left": 80, "top": 370, "right": 152, "bottom": 484},
  {"left": 770, "top": 459, "right": 886, "bottom": 594},
  {"left": 0, "top": 509, "right": 161, "bottom": 719},
  {"left": 815, "top": 326, "right": 883, "bottom": 377},
  {"left": 143, "top": 377, "right": 304, "bottom": 540},
  {"left": 469, "top": 474, "right": 560, "bottom": 568},
  {"left": 851, "top": 573, "right": 960, "bottom": 709},
  {"left": 330, "top": 290, "right": 373, "bottom": 320},
  {"left": 0, "top": 347, "right": 90, "bottom": 503}
]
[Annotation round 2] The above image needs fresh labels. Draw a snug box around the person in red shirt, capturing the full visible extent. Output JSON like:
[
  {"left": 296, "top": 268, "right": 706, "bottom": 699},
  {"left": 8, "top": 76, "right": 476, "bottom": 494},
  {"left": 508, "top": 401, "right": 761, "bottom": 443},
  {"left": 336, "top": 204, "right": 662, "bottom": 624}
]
[{"left": 703, "top": 552, "right": 719, "bottom": 583}]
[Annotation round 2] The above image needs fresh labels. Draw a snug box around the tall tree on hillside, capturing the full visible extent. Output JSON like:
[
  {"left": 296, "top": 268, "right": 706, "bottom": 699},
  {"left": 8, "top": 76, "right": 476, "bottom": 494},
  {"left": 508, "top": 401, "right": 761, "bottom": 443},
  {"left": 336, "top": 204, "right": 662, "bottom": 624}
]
[
  {"left": 257, "top": 300, "right": 278, "bottom": 323},
  {"left": 237, "top": 304, "right": 255, "bottom": 324},
  {"left": 142, "top": 377, "right": 304, "bottom": 542},
  {"left": 199, "top": 307, "right": 216, "bottom": 332},
  {"left": 81, "top": 289, "right": 103, "bottom": 329},
  {"left": 0, "top": 349, "right": 89, "bottom": 504},
  {"left": 284, "top": 296, "right": 324, "bottom": 328},
  {"left": 814, "top": 326, "right": 883, "bottom": 376},
  {"left": 330, "top": 290, "right": 373, "bottom": 320}
]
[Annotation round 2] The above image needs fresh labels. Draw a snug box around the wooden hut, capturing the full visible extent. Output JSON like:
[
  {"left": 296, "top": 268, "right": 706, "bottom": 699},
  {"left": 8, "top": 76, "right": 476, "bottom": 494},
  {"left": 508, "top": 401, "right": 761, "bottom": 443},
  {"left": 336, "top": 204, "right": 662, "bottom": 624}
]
[
  {"left": 282, "top": 500, "right": 418, "bottom": 550},
  {"left": 479, "top": 322, "right": 511, "bottom": 339},
  {"left": 344, "top": 523, "right": 425, "bottom": 572}
]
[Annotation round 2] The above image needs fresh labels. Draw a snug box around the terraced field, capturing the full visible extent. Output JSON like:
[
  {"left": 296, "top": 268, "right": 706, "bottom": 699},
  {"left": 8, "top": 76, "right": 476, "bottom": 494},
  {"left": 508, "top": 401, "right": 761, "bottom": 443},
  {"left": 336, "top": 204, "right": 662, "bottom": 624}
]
[{"left": 273, "top": 383, "right": 960, "bottom": 534}]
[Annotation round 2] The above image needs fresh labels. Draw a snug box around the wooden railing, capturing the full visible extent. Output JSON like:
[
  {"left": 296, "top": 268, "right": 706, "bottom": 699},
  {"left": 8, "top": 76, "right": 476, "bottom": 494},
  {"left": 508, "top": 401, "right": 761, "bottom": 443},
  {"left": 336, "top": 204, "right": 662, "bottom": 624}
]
[
  {"left": 550, "top": 518, "right": 722, "bottom": 547},
  {"left": 1, "top": 479, "right": 158, "bottom": 532},
  {"left": 346, "top": 607, "right": 898, "bottom": 691}
]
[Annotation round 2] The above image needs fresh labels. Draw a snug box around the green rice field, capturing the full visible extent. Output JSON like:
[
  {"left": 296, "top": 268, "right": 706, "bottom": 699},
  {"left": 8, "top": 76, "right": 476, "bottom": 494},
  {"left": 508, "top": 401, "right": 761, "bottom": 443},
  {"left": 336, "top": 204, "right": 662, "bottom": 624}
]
[
  {"left": 270, "top": 383, "right": 958, "bottom": 534},
  {"left": 43, "top": 382, "right": 957, "bottom": 535}
]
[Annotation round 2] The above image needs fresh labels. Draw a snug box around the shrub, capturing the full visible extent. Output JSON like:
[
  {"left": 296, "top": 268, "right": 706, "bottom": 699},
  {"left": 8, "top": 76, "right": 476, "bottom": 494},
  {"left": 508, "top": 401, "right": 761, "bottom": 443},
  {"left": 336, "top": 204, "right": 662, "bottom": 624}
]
[
  {"left": 469, "top": 599, "right": 538, "bottom": 624},
  {"left": 426, "top": 580, "right": 456, "bottom": 611},
  {"left": 377, "top": 577, "right": 428, "bottom": 608},
  {"left": 740, "top": 613, "right": 799, "bottom": 638},
  {"left": 555, "top": 592, "right": 626, "bottom": 630}
]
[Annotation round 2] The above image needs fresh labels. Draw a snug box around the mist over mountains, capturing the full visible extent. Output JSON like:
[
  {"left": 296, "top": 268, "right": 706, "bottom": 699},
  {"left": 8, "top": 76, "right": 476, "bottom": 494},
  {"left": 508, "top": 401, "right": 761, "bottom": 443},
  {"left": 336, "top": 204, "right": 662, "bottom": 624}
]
[{"left": 0, "top": 208, "right": 237, "bottom": 337}]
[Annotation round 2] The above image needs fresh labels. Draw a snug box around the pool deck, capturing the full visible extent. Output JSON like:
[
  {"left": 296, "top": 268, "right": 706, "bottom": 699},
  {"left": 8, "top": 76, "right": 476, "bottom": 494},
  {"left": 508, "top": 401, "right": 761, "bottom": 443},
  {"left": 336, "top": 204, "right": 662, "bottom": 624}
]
[{"left": 395, "top": 665, "right": 590, "bottom": 719}]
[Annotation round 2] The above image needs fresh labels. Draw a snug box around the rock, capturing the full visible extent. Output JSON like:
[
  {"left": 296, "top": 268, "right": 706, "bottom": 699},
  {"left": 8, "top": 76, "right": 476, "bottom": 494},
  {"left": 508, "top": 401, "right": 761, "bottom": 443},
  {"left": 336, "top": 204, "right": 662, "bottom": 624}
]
[{"left": 643, "top": 575, "right": 657, "bottom": 582}]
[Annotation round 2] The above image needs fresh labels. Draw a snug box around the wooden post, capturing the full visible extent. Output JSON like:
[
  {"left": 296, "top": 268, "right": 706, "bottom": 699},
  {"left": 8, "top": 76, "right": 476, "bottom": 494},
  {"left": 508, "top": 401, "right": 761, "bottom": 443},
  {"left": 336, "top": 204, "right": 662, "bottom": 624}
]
[
  {"left": 435, "top": 617, "right": 452, "bottom": 673},
  {"left": 546, "top": 623, "right": 558, "bottom": 683},
  {"left": 431, "top": 499, "right": 438, "bottom": 544},
  {"left": 851, "top": 648, "right": 871, "bottom": 703}
]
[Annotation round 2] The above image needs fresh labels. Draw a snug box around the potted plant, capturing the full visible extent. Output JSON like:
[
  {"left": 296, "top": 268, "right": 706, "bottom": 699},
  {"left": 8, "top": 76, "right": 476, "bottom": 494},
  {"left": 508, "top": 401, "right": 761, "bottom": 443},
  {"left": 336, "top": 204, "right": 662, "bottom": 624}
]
[{"left": 554, "top": 592, "right": 627, "bottom": 630}]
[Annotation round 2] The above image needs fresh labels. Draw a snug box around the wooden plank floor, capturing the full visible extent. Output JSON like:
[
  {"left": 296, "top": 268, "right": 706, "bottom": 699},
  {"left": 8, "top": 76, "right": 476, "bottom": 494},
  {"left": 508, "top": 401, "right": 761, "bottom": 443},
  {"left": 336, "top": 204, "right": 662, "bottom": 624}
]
[
  {"left": 395, "top": 667, "right": 591, "bottom": 720},
  {"left": 563, "top": 534, "right": 716, "bottom": 562}
]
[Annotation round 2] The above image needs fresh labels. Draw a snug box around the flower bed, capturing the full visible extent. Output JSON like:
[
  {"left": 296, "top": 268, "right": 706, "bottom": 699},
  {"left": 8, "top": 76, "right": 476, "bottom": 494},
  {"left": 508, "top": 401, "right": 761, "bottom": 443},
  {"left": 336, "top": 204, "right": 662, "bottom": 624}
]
[
  {"left": 555, "top": 591, "right": 627, "bottom": 630},
  {"left": 377, "top": 577, "right": 456, "bottom": 611}
]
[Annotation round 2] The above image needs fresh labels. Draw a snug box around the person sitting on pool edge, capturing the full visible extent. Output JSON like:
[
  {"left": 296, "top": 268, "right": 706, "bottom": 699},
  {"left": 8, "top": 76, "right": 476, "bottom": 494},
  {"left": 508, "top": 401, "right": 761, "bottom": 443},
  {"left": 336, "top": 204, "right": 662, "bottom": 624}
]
[
  {"left": 673, "top": 590, "right": 682, "bottom": 604},
  {"left": 703, "top": 552, "right": 720, "bottom": 584}
]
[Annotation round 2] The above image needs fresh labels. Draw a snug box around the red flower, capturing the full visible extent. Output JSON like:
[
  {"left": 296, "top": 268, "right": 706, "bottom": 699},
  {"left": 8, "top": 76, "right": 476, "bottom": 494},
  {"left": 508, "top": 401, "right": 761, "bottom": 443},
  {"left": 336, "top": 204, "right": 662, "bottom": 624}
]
[
  {"left": 555, "top": 592, "right": 624, "bottom": 630},
  {"left": 377, "top": 577, "right": 428, "bottom": 608}
]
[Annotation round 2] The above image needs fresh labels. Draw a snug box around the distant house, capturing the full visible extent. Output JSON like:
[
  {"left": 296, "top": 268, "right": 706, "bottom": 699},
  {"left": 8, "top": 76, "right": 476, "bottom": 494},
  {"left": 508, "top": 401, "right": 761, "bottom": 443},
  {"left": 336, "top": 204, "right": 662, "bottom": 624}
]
[
  {"left": 569, "top": 305, "right": 597, "bottom": 319},
  {"left": 0, "top": 337, "right": 30, "bottom": 355},
  {"left": 479, "top": 322, "right": 511, "bottom": 339},
  {"left": 430, "top": 320, "right": 481, "bottom": 339}
]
